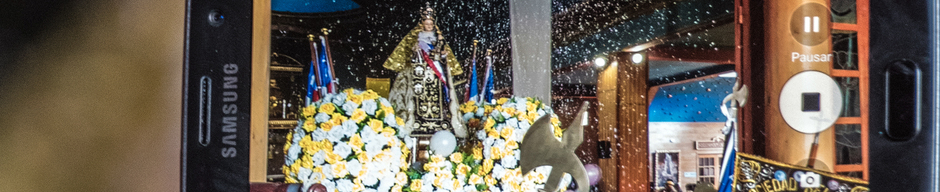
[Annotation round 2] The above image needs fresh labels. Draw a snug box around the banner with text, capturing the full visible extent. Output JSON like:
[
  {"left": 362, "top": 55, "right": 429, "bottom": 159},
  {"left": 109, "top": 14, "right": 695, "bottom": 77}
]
[{"left": 733, "top": 153, "right": 868, "bottom": 192}]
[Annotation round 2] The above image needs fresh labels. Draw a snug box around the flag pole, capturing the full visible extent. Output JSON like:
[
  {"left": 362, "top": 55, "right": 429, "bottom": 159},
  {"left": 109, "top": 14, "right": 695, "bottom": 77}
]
[
  {"left": 308, "top": 34, "right": 322, "bottom": 104},
  {"left": 466, "top": 40, "right": 478, "bottom": 102},
  {"left": 321, "top": 28, "right": 338, "bottom": 94}
]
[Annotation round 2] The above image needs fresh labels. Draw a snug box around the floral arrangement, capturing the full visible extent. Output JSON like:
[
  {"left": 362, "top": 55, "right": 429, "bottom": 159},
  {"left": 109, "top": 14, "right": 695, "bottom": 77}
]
[
  {"left": 404, "top": 97, "right": 571, "bottom": 192},
  {"left": 283, "top": 89, "right": 414, "bottom": 192}
]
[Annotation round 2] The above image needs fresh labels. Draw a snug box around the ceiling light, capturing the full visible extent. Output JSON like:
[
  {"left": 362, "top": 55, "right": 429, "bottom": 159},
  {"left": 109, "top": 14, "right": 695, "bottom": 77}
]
[
  {"left": 631, "top": 53, "right": 644, "bottom": 64},
  {"left": 594, "top": 57, "right": 607, "bottom": 67}
]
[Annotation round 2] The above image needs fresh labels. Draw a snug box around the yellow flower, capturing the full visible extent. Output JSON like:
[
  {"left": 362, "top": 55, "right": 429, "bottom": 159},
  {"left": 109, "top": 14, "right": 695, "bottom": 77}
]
[
  {"left": 510, "top": 180, "right": 523, "bottom": 191},
  {"left": 527, "top": 111, "right": 539, "bottom": 123},
  {"left": 319, "top": 121, "right": 334, "bottom": 132},
  {"left": 554, "top": 126, "right": 565, "bottom": 138},
  {"left": 351, "top": 109, "right": 367, "bottom": 123},
  {"left": 320, "top": 140, "right": 334, "bottom": 153},
  {"left": 302, "top": 106, "right": 317, "bottom": 117},
  {"left": 484, "top": 118, "right": 496, "bottom": 130},
  {"left": 410, "top": 179, "right": 423, "bottom": 192},
  {"left": 347, "top": 93, "right": 363, "bottom": 105},
  {"left": 383, "top": 127, "right": 397, "bottom": 136},
  {"left": 395, "top": 116, "right": 404, "bottom": 126},
  {"left": 456, "top": 164, "right": 471, "bottom": 176},
  {"left": 490, "top": 147, "right": 503, "bottom": 159},
  {"left": 391, "top": 185, "right": 403, "bottom": 192},
  {"left": 485, "top": 175, "right": 497, "bottom": 186},
  {"left": 503, "top": 107, "right": 516, "bottom": 117},
  {"left": 506, "top": 140, "right": 519, "bottom": 150},
  {"left": 382, "top": 106, "right": 395, "bottom": 116},
  {"left": 349, "top": 135, "right": 364, "bottom": 151},
  {"left": 430, "top": 155, "right": 445, "bottom": 164},
  {"left": 353, "top": 178, "right": 365, "bottom": 192},
  {"left": 551, "top": 117, "right": 561, "bottom": 126},
  {"left": 332, "top": 160, "right": 348, "bottom": 177},
  {"left": 300, "top": 155, "right": 313, "bottom": 168},
  {"left": 481, "top": 159, "right": 494, "bottom": 174},
  {"left": 484, "top": 105, "right": 494, "bottom": 114},
  {"left": 319, "top": 103, "right": 336, "bottom": 114},
  {"left": 487, "top": 128, "right": 499, "bottom": 139},
  {"left": 497, "top": 98, "right": 509, "bottom": 105},
  {"left": 325, "top": 152, "right": 342, "bottom": 164},
  {"left": 452, "top": 178, "right": 463, "bottom": 191},
  {"left": 527, "top": 102, "right": 537, "bottom": 112},
  {"left": 449, "top": 152, "right": 464, "bottom": 163},
  {"left": 285, "top": 175, "right": 298, "bottom": 183},
  {"left": 344, "top": 88, "right": 356, "bottom": 95},
  {"left": 302, "top": 120, "right": 317, "bottom": 132},
  {"left": 396, "top": 172, "right": 408, "bottom": 184},
  {"left": 357, "top": 151, "right": 369, "bottom": 162},
  {"left": 433, "top": 175, "right": 445, "bottom": 187},
  {"left": 300, "top": 136, "right": 319, "bottom": 154},
  {"left": 500, "top": 126, "right": 514, "bottom": 139},
  {"left": 469, "top": 174, "right": 483, "bottom": 184},
  {"left": 369, "top": 119, "right": 384, "bottom": 132},
  {"left": 472, "top": 148, "right": 483, "bottom": 160}
]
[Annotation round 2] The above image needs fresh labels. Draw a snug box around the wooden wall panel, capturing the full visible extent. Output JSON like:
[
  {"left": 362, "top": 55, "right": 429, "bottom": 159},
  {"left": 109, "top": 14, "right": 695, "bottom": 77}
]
[
  {"left": 250, "top": 0, "right": 271, "bottom": 183},
  {"left": 615, "top": 52, "right": 650, "bottom": 192},
  {"left": 597, "top": 62, "right": 619, "bottom": 192}
]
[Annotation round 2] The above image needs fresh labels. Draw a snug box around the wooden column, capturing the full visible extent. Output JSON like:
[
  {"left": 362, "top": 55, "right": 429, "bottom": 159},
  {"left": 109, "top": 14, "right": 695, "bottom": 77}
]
[
  {"left": 249, "top": 0, "right": 271, "bottom": 183},
  {"left": 762, "top": 0, "right": 835, "bottom": 171},
  {"left": 615, "top": 52, "right": 649, "bottom": 192},
  {"left": 596, "top": 59, "right": 619, "bottom": 192}
]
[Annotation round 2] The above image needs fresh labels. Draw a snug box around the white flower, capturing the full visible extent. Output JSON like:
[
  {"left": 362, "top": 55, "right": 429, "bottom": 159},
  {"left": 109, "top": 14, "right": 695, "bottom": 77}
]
[
  {"left": 347, "top": 159, "right": 362, "bottom": 177},
  {"left": 298, "top": 167, "right": 313, "bottom": 183},
  {"left": 335, "top": 179, "right": 355, "bottom": 192},
  {"left": 322, "top": 94, "right": 334, "bottom": 104},
  {"left": 492, "top": 165, "right": 506, "bottom": 179},
  {"left": 463, "top": 113, "right": 475, "bottom": 122},
  {"left": 292, "top": 129, "right": 305, "bottom": 141},
  {"left": 362, "top": 99, "right": 378, "bottom": 116},
  {"left": 405, "top": 136, "right": 416, "bottom": 149},
  {"left": 506, "top": 118, "right": 519, "bottom": 129},
  {"left": 311, "top": 151, "right": 326, "bottom": 165},
  {"left": 463, "top": 185, "right": 478, "bottom": 192},
  {"left": 494, "top": 139, "right": 506, "bottom": 151},
  {"left": 379, "top": 97, "right": 391, "bottom": 107},
  {"left": 365, "top": 140, "right": 385, "bottom": 158},
  {"left": 332, "top": 92, "right": 347, "bottom": 106},
  {"left": 315, "top": 112, "right": 331, "bottom": 123},
  {"left": 322, "top": 181, "right": 336, "bottom": 192},
  {"left": 361, "top": 170, "right": 380, "bottom": 186},
  {"left": 501, "top": 182, "right": 512, "bottom": 192},
  {"left": 334, "top": 142, "right": 353, "bottom": 158},
  {"left": 475, "top": 130, "right": 486, "bottom": 141},
  {"left": 286, "top": 144, "right": 300, "bottom": 163},
  {"left": 343, "top": 101, "right": 359, "bottom": 116},
  {"left": 322, "top": 164, "right": 334, "bottom": 180},
  {"left": 377, "top": 172, "right": 396, "bottom": 191},
  {"left": 515, "top": 101, "right": 527, "bottom": 111},
  {"left": 311, "top": 129, "right": 327, "bottom": 141},
  {"left": 501, "top": 154, "right": 518, "bottom": 168},
  {"left": 475, "top": 108, "right": 485, "bottom": 117},
  {"left": 384, "top": 112, "right": 399, "bottom": 128},
  {"left": 500, "top": 111, "right": 512, "bottom": 119},
  {"left": 488, "top": 185, "right": 501, "bottom": 192},
  {"left": 434, "top": 189, "right": 448, "bottom": 192},
  {"left": 327, "top": 125, "right": 346, "bottom": 141}
]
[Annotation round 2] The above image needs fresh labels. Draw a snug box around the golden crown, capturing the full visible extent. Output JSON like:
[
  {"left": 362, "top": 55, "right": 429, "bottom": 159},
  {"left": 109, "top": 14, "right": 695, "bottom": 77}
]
[{"left": 420, "top": 2, "right": 435, "bottom": 21}]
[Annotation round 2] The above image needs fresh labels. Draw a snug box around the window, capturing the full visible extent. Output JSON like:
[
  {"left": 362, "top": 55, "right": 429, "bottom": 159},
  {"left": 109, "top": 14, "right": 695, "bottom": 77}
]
[
  {"left": 697, "top": 154, "right": 721, "bottom": 187},
  {"left": 830, "top": 0, "right": 869, "bottom": 180}
]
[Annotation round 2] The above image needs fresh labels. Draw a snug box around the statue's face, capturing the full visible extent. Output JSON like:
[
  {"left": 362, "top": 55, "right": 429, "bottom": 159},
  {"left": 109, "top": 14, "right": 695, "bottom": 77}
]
[{"left": 422, "top": 19, "right": 434, "bottom": 31}]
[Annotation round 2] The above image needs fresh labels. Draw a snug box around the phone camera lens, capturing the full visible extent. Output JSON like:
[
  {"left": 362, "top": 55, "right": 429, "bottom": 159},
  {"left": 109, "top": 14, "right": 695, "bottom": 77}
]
[{"left": 208, "top": 10, "right": 224, "bottom": 27}]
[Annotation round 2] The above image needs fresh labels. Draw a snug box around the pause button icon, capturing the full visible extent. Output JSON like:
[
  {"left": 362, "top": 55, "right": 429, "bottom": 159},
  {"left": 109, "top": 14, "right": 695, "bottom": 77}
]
[{"left": 804, "top": 16, "right": 820, "bottom": 33}]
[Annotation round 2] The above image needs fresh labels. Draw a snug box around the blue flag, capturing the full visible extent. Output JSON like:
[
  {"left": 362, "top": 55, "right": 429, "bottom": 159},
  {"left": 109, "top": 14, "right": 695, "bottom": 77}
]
[
  {"left": 317, "top": 37, "right": 334, "bottom": 95},
  {"left": 481, "top": 56, "right": 494, "bottom": 103},
  {"left": 717, "top": 125, "right": 736, "bottom": 192},
  {"left": 467, "top": 58, "right": 479, "bottom": 102}
]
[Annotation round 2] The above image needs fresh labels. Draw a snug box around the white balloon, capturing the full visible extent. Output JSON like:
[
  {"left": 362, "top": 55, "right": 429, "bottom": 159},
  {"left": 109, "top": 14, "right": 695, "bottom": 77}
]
[{"left": 430, "top": 131, "right": 457, "bottom": 156}]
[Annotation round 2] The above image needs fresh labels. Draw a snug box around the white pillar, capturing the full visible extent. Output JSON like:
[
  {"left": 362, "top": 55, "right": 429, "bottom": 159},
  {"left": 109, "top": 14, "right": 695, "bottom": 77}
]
[{"left": 510, "top": 0, "right": 552, "bottom": 105}]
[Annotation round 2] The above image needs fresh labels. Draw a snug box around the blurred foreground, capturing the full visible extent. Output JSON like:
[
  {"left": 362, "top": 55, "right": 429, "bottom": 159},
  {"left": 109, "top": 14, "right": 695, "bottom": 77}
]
[{"left": 0, "top": 0, "right": 184, "bottom": 191}]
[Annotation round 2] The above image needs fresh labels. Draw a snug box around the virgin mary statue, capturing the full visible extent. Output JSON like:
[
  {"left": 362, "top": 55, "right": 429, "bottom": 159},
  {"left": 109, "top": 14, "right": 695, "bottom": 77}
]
[{"left": 383, "top": 4, "right": 467, "bottom": 138}]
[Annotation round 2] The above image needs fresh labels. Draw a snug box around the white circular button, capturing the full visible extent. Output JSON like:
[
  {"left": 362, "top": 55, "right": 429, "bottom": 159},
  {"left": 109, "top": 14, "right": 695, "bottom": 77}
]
[{"left": 779, "top": 71, "right": 843, "bottom": 134}]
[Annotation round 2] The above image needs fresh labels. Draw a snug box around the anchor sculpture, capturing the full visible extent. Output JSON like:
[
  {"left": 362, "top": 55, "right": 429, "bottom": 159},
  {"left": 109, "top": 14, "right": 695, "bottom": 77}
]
[{"left": 520, "top": 102, "right": 590, "bottom": 192}]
